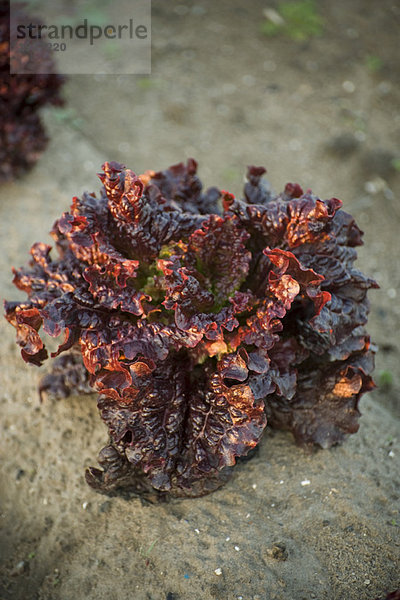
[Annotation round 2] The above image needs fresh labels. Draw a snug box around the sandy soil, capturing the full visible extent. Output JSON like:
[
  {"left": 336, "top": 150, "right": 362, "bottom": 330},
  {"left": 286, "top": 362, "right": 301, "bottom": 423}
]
[{"left": 1, "top": 1, "right": 399, "bottom": 599}]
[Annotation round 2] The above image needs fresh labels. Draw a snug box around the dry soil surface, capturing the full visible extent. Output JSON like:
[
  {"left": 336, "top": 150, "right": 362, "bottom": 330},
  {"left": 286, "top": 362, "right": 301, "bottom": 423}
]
[{"left": 1, "top": 1, "right": 399, "bottom": 599}]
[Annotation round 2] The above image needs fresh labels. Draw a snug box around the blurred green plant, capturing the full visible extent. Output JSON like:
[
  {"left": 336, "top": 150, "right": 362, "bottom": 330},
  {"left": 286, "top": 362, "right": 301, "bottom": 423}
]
[
  {"left": 378, "top": 369, "right": 394, "bottom": 389},
  {"left": 53, "top": 107, "right": 85, "bottom": 131},
  {"left": 365, "top": 55, "right": 383, "bottom": 73},
  {"left": 261, "top": 0, "right": 324, "bottom": 41},
  {"left": 391, "top": 157, "right": 400, "bottom": 172},
  {"left": 136, "top": 77, "right": 160, "bottom": 90},
  {"left": 139, "top": 539, "right": 158, "bottom": 559}
]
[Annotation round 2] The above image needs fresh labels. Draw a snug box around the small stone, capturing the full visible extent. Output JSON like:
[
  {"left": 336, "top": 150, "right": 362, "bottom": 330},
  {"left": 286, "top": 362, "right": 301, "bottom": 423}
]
[
  {"left": 234, "top": 546, "right": 240, "bottom": 551},
  {"left": 354, "top": 130, "right": 367, "bottom": 142},
  {"left": 99, "top": 501, "right": 112, "bottom": 513},
  {"left": 364, "top": 579, "right": 371, "bottom": 585},
  {"left": 322, "top": 520, "right": 330, "bottom": 527},
  {"left": 265, "top": 542, "right": 288, "bottom": 561},
  {"left": 11, "top": 560, "right": 29, "bottom": 576},
  {"left": 364, "top": 177, "right": 386, "bottom": 194},
  {"left": 263, "top": 8, "right": 285, "bottom": 25},
  {"left": 214, "top": 568, "right": 222, "bottom": 576},
  {"left": 343, "top": 80, "right": 356, "bottom": 93},
  {"left": 346, "top": 28, "right": 359, "bottom": 39},
  {"left": 15, "top": 468, "right": 26, "bottom": 481},
  {"left": 377, "top": 81, "right": 391, "bottom": 94},
  {"left": 301, "top": 479, "right": 310, "bottom": 486}
]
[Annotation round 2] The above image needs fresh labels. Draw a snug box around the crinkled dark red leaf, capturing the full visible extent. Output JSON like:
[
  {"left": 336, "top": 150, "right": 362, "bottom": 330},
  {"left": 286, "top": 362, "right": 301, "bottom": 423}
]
[
  {"left": 4, "top": 302, "right": 48, "bottom": 365},
  {"left": 5, "top": 160, "right": 377, "bottom": 497},
  {"left": 99, "top": 162, "right": 207, "bottom": 262},
  {"left": 243, "top": 165, "right": 273, "bottom": 205},
  {"left": 186, "top": 215, "right": 251, "bottom": 303},
  {"left": 265, "top": 341, "right": 375, "bottom": 448},
  {"left": 158, "top": 215, "right": 252, "bottom": 341},
  {"left": 83, "top": 264, "right": 148, "bottom": 316},
  {"left": 88, "top": 354, "right": 266, "bottom": 496},
  {"left": 39, "top": 350, "right": 92, "bottom": 401},
  {"left": 0, "top": 4, "right": 64, "bottom": 181},
  {"left": 265, "top": 247, "right": 331, "bottom": 314},
  {"left": 174, "top": 366, "right": 266, "bottom": 493},
  {"left": 148, "top": 158, "right": 221, "bottom": 215},
  {"left": 248, "top": 338, "right": 308, "bottom": 403}
]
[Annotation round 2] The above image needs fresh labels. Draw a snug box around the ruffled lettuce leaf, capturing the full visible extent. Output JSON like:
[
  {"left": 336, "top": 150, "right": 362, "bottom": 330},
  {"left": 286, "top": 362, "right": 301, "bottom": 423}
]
[
  {"left": 5, "top": 160, "right": 377, "bottom": 497},
  {"left": 87, "top": 353, "right": 266, "bottom": 497}
]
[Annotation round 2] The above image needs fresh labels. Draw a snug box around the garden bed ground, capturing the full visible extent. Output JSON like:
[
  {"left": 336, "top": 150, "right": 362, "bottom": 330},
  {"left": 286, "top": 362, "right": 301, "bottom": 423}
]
[{"left": 0, "top": 1, "right": 399, "bottom": 598}]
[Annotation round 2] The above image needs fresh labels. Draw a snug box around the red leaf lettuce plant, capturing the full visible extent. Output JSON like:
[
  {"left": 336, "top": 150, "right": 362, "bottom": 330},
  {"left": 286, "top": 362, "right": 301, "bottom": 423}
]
[
  {"left": 0, "top": 2, "right": 64, "bottom": 181},
  {"left": 5, "top": 160, "right": 378, "bottom": 498}
]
